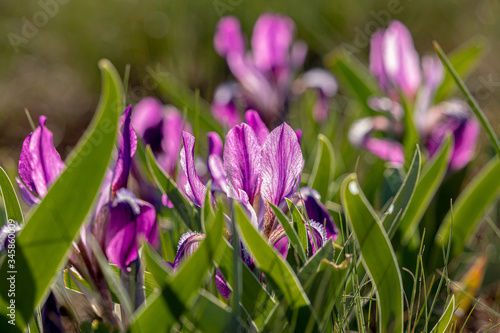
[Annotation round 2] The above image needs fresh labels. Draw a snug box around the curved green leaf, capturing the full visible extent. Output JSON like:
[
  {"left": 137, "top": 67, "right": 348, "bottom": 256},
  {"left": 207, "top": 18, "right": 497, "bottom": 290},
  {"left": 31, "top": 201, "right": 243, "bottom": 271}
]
[
  {"left": 400, "top": 136, "right": 452, "bottom": 244},
  {"left": 130, "top": 206, "right": 225, "bottom": 333},
  {"left": 270, "top": 203, "right": 307, "bottom": 263},
  {"left": 0, "top": 167, "right": 23, "bottom": 225},
  {"left": 382, "top": 147, "right": 421, "bottom": 238},
  {"left": 341, "top": 174, "right": 403, "bottom": 332},
  {"left": 436, "top": 157, "right": 500, "bottom": 257},
  {"left": 430, "top": 296, "right": 455, "bottom": 333},
  {"left": 0, "top": 59, "right": 123, "bottom": 331},
  {"left": 234, "top": 203, "right": 319, "bottom": 332},
  {"left": 185, "top": 290, "right": 232, "bottom": 333},
  {"left": 307, "top": 134, "right": 336, "bottom": 201}
]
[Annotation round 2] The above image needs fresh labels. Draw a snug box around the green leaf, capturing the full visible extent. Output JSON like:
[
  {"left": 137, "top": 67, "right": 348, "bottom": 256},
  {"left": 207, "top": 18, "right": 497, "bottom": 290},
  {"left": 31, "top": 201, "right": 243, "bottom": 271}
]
[
  {"left": 434, "top": 41, "right": 500, "bottom": 157},
  {"left": 306, "top": 258, "right": 350, "bottom": 328},
  {"left": 0, "top": 59, "right": 123, "bottom": 331},
  {"left": 184, "top": 290, "right": 232, "bottom": 333},
  {"left": 430, "top": 296, "right": 455, "bottom": 333},
  {"left": 297, "top": 240, "right": 335, "bottom": 287},
  {"left": 130, "top": 205, "right": 225, "bottom": 333},
  {"left": 399, "top": 136, "right": 452, "bottom": 245},
  {"left": 233, "top": 203, "right": 319, "bottom": 332},
  {"left": 143, "top": 243, "right": 172, "bottom": 287},
  {"left": 0, "top": 167, "right": 23, "bottom": 225},
  {"left": 381, "top": 147, "right": 421, "bottom": 238},
  {"left": 436, "top": 157, "right": 500, "bottom": 257},
  {"left": 217, "top": 239, "right": 275, "bottom": 331},
  {"left": 286, "top": 198, "right": 308, "bottom": 254},
  {"left": 145, "top": 145, "right": 199, "bottom": 231},
  {"left": 270, "top": 203, "right": 307, "bottom": 263},
  {"left": 435, "top": 37, "right": 487, "bottom": 103},
  {"left": 325, "top": 48, "right": 380, "bottom": 115},
  {"left": 341, "top": 174, "right": 404, "bottom": 332},
  {"left": 307, "top": 134, "right": 336, "bottom": 201},
  {"left": 146, "top": 64, "right": 222, "bottom": 136}
]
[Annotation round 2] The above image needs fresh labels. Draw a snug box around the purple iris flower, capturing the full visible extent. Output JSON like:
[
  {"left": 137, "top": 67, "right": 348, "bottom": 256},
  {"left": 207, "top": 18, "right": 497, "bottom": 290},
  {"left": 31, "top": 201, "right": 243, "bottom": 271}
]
[
  {"left": 299, "top": 187, "right": 338, "bottom": 241},
  {"left": 269, "top": 220, "right": 328, "bottom": 258},
  {"left": 94, "top": 106, "right": 159, "bottom": 270},
  {"left": 213, "top": 14, "right": 336, "bottom": 126},
  {"left": 350, "top": 20, "right": 479, "bottom": 170},
  {"left": 17, "top": 116, "right": 65, "bottom": 205},
  {"left": 131, "top": 97, "right": 191, "bottom": 177}
]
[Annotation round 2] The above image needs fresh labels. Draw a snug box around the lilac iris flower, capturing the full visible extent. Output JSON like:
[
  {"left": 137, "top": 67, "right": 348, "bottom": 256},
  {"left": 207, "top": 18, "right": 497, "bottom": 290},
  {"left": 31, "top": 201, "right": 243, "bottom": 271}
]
[
  {"left": 213, "top": 14, "right": 337, "bottom": 126},
  {"left": 175, "top": 110, "right": 337, "bottom": 298},
  {"left": 350, "top": 20, "right": 479, "bottom": 170},
  {"left": 17, "top": 116, "right": 65, "bottom": 205},
  {"left": 94, "top": 106, "right": 159, "bottom": 270}
]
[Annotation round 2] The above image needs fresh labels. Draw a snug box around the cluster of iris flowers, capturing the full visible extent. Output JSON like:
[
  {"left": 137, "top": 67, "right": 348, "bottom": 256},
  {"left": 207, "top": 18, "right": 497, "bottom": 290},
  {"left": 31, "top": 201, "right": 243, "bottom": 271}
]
[{"left": 2, "top": 12, "right": 480, "bottom": 332}]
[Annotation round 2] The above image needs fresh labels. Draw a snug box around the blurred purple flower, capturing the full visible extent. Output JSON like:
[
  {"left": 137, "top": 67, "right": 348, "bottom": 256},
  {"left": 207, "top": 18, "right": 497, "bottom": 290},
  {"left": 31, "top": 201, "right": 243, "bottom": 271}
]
[
  {"left": 370, "top": 20, "right": 421, "bottom": 98},
  {"left": 17, "top": 116, "right": 65, "bottom": 205},
  {"left": 213, "top": 14, "right": 336, "bottom": 126}
]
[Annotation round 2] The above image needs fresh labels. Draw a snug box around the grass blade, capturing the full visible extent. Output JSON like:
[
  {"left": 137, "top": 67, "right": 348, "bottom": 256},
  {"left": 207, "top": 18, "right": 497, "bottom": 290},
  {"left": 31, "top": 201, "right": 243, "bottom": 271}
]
[
  {"left": 434, "top": 41, "right": 500, "bottom": 157},
  {"left": 0, "top": 167, "right": 23, "bottom": 225},
  {"left": 341, "top": 174, "right": 404, "bottom": 332}
]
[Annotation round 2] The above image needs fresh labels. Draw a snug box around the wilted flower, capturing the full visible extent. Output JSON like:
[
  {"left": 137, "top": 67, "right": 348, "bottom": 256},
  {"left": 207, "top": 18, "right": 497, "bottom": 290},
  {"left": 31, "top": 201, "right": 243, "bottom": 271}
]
[
  {"left": 17, "top": 116, "right": 65, "bottom": 205},
  {"left": 213, "top": 14, "right": 337, "bottom": 126}
]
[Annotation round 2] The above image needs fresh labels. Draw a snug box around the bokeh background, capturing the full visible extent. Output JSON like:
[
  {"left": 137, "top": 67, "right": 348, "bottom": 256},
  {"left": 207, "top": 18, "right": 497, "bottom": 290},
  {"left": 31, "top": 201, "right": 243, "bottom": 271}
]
[{"left": 1, "top": 0, "right": 500, "bottom": 164}]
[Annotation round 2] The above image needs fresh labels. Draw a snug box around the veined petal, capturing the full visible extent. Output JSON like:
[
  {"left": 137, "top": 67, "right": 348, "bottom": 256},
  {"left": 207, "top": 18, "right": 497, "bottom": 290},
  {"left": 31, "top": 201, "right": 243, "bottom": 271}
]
[
  {"left": 180, "top": 132, "right": 207, "bottom": 206},
  {"left": 208, "top": 155, "right": 228, "bottom": 193},
  {"left": 215, "top": 269, "right": 231, "bottom": 299},
  {"left": 112, "top": 106, "right": 134, "bottom": 195},
  {"left": 19, "top": 116, "right": 65, "bottom": 198},
  {"left": 214, "top": 16, "right": 245, "bottom": 58},
  {"left": 300, "top": 187, "right": 338, "bottom": 241},
  {"left": 260, "top": 122, "right": 304, "bottom": 206},
  {"left": 224, "top": 123, "right": 262, "bottom": 204},
  {"left": 244, "top": 110, "right": 269, "bottom": 145}
]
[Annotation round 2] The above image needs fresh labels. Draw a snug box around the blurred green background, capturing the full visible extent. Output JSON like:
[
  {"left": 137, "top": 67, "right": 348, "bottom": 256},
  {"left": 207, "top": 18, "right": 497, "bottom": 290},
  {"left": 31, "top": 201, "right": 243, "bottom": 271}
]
[{"left": 1, "top": 0, "right": 500, "bottom": 168}]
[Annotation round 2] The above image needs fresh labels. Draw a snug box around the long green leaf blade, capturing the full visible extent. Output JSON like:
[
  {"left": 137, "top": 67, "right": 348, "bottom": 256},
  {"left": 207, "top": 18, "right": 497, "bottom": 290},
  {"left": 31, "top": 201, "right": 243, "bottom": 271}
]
[
  {"left": 0, "top": 59, "right": 123, "bottom": 331},
  {"left": 270, "top": 203, "right": 307, "bottom": 263},
  {"left": 400, "top": 136, "right": 452, "bottom": 244},
  {"left": 341, "top": 174, "right": 404, "bottom": 332},
  {"left": 307, "top": 134, "right": 336, "bottom": 201},
  {"left": 434, "top": 41, "right": 500, "bottom": 157},
  {"left": 436, "top": 157, "right": 500, "bottom": 257}
]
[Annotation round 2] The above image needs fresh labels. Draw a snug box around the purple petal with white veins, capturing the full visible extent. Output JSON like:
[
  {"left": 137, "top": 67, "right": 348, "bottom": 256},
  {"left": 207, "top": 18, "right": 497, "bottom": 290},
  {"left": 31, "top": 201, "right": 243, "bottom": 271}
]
[
  {"left": 208, "top": 155, "right": 228, "bottom": 193},
  {"left": 180, "top": 132, "right": 207, "bottom": 206},
  {"left": 269, "top": 225, "right": 288, "bottom": 258},
  {"left": 244, "top": 110, "right": 269, "bottom": 145},
  {"left": 112, "top": 106, "right": 134, "bottom": 195},
  {"left": 224, "top": 123, "right": 262, "bottom": 205},
  {"left": 18, "top": 116, "right": 65, "bottom": 198},
  {"left": 260, "top": 122, "right": 304, "bottom": 206},
  {"left": 174, "top": 232, "right": 205, "bottom": 268},
  {"left": 307, "top": 221, "right": 327, "bottom": 255},
  {"left": 214, "top": 16, "right": 245, "bottom": 58}
]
